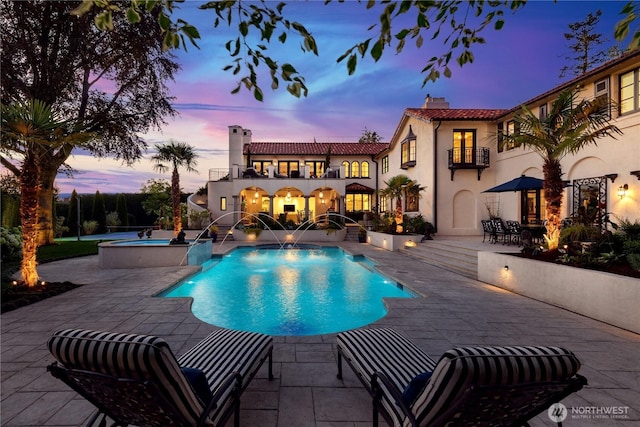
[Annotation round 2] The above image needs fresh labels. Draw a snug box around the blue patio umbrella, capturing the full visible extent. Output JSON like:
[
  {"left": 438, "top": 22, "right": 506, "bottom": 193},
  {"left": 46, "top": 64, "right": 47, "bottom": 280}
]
[{"left": 483, "top": 175, "right": 544, "bottom": 192}]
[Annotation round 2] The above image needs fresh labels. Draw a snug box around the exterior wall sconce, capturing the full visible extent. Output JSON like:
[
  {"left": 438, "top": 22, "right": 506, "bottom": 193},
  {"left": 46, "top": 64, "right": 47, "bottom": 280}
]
[
  {"left": 321, "top": 198, "right": 325, "bottom": 204},
  {"left": 617, "top": 184, "right": 628, "bottom": 199},
  {"left": 504, "top": 265, "right": 509, "bottom": 271}
]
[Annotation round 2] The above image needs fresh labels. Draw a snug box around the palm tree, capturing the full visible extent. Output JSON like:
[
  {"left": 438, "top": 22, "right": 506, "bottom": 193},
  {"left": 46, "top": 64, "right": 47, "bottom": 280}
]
[
  {"left": 380, "top": 174, "right": 424, "bottom": 233},
  {"left": 1, "top": 100, "right": 92, "bottom": 286},
  {"left": 151, "top": 140, "right": 198, "bottom": 237},
  {"left": 500, "top": 86, "right": 621, "bottom": 250}
]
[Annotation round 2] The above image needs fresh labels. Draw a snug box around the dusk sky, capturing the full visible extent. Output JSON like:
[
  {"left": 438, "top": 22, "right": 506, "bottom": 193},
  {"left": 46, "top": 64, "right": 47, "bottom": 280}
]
[{"left": 51, "top": 1, "right": 633, "bottom": 195}]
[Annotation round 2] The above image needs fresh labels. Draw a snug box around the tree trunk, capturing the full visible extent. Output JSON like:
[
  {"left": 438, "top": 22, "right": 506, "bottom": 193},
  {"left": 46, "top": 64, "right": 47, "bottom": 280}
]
[
  {"left": 172, "top": 167, "right": 181, "bottom": 237},
  {"left": 36, "top": 178, "right": 55, "bottom": 245},
  {"left": 543, "top": 158, "right": 564, "bottom": 250},
  {"left": 20, "top": 153, "right": 41, "bottom": 287},
  {"left": 35, "top": 145, "right": 72, "bottom": 245}
]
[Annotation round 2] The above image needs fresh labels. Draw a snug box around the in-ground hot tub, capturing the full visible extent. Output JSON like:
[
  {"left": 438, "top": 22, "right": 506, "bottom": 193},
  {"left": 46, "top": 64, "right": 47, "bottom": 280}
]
[{"left": 98, "top": 239, "right": 212, "bottom": 268}]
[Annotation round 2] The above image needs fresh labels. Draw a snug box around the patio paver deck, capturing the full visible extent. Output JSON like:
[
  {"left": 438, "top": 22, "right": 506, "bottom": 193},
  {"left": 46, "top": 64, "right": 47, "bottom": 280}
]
[{"left": 1, "top": 239, "right": 639, "bottom": 426}]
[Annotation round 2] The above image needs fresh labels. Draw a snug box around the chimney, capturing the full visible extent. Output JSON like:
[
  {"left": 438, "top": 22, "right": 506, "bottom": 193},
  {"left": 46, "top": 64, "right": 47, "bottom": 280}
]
[{"left": 423, "top": 94, "right": 449, "bottom": 109}]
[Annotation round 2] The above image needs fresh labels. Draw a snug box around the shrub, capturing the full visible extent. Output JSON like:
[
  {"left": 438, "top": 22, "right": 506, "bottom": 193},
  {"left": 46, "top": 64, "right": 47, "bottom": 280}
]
[
  {"left": 106, "top": 212, "right": 121, "bottom": 227},
  {"left": 82, "top": 220, "right": 99, "bottom": 235},
  {"left": 1, "top": 226, "right": 22, "bottom": 262}
]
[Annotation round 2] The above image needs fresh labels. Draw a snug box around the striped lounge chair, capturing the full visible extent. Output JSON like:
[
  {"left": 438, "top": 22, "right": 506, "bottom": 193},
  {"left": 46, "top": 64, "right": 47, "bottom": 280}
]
[
  {"left": 337, "top": 328, "right": 587, "bottom": 427},
  {"left": 47, "top": 328, "right": 273, "bottom": 427}
]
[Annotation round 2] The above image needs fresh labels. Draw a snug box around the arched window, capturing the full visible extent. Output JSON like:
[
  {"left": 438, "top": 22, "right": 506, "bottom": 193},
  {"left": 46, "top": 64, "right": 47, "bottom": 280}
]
[
  {"left": 351, "top": 161, "right": 360, "bottom": 178},
  {"left": 341, "top": 160, "right": 350, "bottom": 177},
  {"left": 361, "top": 161, "right": 369, "bottom": 178}
]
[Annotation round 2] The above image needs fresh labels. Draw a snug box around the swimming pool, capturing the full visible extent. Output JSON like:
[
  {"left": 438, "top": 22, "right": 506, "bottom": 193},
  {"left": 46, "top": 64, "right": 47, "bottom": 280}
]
[{"left": 160, "top": 246, "right": 415, "bottom": 336}]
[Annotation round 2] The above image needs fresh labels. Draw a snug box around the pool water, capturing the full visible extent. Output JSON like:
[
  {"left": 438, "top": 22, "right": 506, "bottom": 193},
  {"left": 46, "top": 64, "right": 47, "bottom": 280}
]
[{"left": 160, "top": 246, "right": 414, "bottom": 336}]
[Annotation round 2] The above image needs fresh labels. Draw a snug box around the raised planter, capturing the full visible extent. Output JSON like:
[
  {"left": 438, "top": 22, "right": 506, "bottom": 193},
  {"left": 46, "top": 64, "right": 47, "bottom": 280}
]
[
  {"left": 232, "top": 228, "right": 347, "bottom": 243},
  {"left": 478, "top": 252, "right": 640, "bottom": 334},
  {"left": 366, "top": 231, "right": 422, "bottom": 251}
]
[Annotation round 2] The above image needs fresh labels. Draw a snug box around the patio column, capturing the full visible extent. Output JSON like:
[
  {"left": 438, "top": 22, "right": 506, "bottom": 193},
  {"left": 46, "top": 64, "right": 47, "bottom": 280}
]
[{"left": 269, "top": 195, "right": 274, "bottom": 218}]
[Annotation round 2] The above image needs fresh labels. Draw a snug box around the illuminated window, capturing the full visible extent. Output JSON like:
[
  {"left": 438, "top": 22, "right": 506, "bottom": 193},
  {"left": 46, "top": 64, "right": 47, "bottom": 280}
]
[
  {"left": 220, "top": 197, "right": 227, "bottom": 211},
  {"left": 400, "top": 126, "right": 416, "bottom": 169},
  {"left": 345, "top": 193, "right": 370, "bottom": 212},
  {"left": 351, "top": 161, "right": 360, "bottom": 178},
  {"left": 452, "top": 130, "right": 476, "bottom": 163},
  {"left": 361, "top": 161, "right": 369, "bottom": 178},
  {"left": 342, "top": 161, "right": 350, "bottom": 177},
  {"left": 620, "top": 68, "right": 639, "bottom": 115}
]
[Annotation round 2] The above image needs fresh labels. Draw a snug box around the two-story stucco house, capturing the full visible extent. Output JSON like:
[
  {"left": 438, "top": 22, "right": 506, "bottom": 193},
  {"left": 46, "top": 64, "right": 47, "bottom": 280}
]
[
  {"left": 379, "top": 48, "right": 639, "bottom": 236},
  {"left": 200, "top": 48, "right": 639, "bottom": 236},
  {"left": 203, "top": 125, "right": 387, "bottom": 229}
]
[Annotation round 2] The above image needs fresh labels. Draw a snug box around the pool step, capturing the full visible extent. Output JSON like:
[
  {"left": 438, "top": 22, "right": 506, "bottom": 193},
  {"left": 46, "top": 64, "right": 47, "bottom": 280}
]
[{"left": 399, "top": 240, "right": 478, "bottom": 279}]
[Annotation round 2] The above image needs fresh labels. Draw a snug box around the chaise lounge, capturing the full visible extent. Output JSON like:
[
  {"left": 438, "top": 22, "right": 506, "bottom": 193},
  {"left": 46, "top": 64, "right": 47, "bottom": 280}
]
[
  {"left": 337, "top": 327, "right": 587, "bottom": 427},
  {"left": 47, "top": 327, "right": 273, "bottom": 427}
]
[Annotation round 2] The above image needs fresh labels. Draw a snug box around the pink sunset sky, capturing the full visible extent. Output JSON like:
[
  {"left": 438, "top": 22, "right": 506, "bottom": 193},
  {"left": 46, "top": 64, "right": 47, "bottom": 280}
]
[{"left": 49, "top": 1, "right": 632, "bottom": 195}]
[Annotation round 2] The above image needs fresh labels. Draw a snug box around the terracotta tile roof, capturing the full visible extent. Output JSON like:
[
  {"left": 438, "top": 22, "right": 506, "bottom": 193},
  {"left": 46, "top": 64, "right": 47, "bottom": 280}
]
[
  {"left": 405, "top": 108, "right": 508, "bottom": 121},
  {"left": 244, "top": 142, "right": 388, "bottom": 156},
  {"left": 345, "top": 182, "right": 375, "bottom": 193}
]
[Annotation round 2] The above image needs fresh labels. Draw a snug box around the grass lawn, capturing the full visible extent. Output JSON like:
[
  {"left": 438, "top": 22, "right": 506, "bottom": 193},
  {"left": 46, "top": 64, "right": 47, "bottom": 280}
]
[{"left": 3, "top": 240, "right": 103, "bottom": 282}]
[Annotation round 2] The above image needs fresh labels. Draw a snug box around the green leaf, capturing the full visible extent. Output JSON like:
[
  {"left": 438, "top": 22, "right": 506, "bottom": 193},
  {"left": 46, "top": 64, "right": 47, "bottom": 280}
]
[
  {"left": 158, "top": 12, "right": 171, "bottom": 31},
  {"left": 253, "top": 86, "right": 264, "bottom": 102},
  {"left": 444, "top": 66, "right": 451, "bottom": 78},
  {"left": 371, "top": 39, "right": 383, "bottom": 61},
  {"left": 395, "top": 29, "right": 410, "bottom": 40},
  {"left": 94, "top": 11, "right": 114, "bottom": 31},
  {"left": 239, "top": 21, "right": 248, "bottom": 37},
  {"left": 181, "top": 25, "right": 200, "bottom": 40},
  {"left": 70, "top": 0, "right": 94, "bottom": 17},
  {"left": 126, "top": 7, "right": 141, "bottom": 24},
  {"left": 278, "top": 32, "right": 287, "bottom": 43},
  {"left": 494, "top": 19, "right": 504, "bottom": 30},
  {"left": 347, "top": 54, "right": 357, "bottom": 75},
  {"left": 416, "top": 35, "right": 423, "bottom": 48}
]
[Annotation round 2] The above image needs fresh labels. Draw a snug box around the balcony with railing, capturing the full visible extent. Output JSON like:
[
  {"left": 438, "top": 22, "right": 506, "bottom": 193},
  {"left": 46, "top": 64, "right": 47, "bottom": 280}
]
[
  {"left": 208, "top": 165, "right": 345, "bottom": 182},
  {"left": 447, "top": 147, "right": 490, "bottom": 180}
]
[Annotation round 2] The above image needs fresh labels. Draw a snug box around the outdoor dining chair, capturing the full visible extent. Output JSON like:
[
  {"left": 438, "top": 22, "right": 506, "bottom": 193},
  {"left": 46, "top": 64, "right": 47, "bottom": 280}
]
[
  {"left": 47, "top": 327, "right": 273, "bottom": 427},
  {"left": 336, "top": 327, "right": 587, "bottom": 427}
]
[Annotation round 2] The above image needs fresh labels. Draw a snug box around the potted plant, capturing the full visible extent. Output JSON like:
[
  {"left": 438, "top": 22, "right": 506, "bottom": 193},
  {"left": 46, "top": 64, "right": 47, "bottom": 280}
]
[
  {"left": 209, "top": 224, "right": 219, "bottom": 242},
  {"left": 358, "top": 227, "right": 367, "bottom": 243}
]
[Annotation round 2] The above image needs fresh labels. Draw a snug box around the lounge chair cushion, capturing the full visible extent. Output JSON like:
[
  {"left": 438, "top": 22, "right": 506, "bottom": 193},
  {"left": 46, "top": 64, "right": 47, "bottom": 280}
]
[
  {"left": 48, "top": 328, "right": 274, "bottom": 427},
  {"left": 409, "top": 345, "right": 582, "bottom": 426},
  {"left": 48, "top": 328, "right": 205, "bottom": 425},
  {"left": 337, "top": 328, "right": 437, "bottom": 423},
  {"left": 177, "top": 328, "right": 273, "bottom": 395}
]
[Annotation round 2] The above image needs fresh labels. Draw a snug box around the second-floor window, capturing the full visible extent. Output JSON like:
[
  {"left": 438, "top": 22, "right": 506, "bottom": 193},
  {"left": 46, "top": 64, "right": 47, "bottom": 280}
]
[
  {"left": 278, "top": 160, "right": 299, "bottom": 177},
  {"left": 539, "top": 103, "right": 548, "bottom": 119},
  {"left": 452, "top": 130, "right": 476, "bottom": 163},
  {"left": 305, "top": 161, "right": 324, "bottom": 178},
  {"left": 401, "top": 138, "right": 416, "bottom": 168},
  {"left": 620, "top": 68, "right": 639, "bottom": 115},
  {"left": 341, "top": 161, "right": 350, "bottom": 177},
  {"left": 351, "top": 161, "right": 360, "bottom": 178},
  {"left": 382, "top": 156, "right": 389, "bottom": 173},
  {"left": 595, "top": 77, "right": 610, "bottom": 118},
  {"left": 361, "top": 161, "right": 369, "bottom": 178}
]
